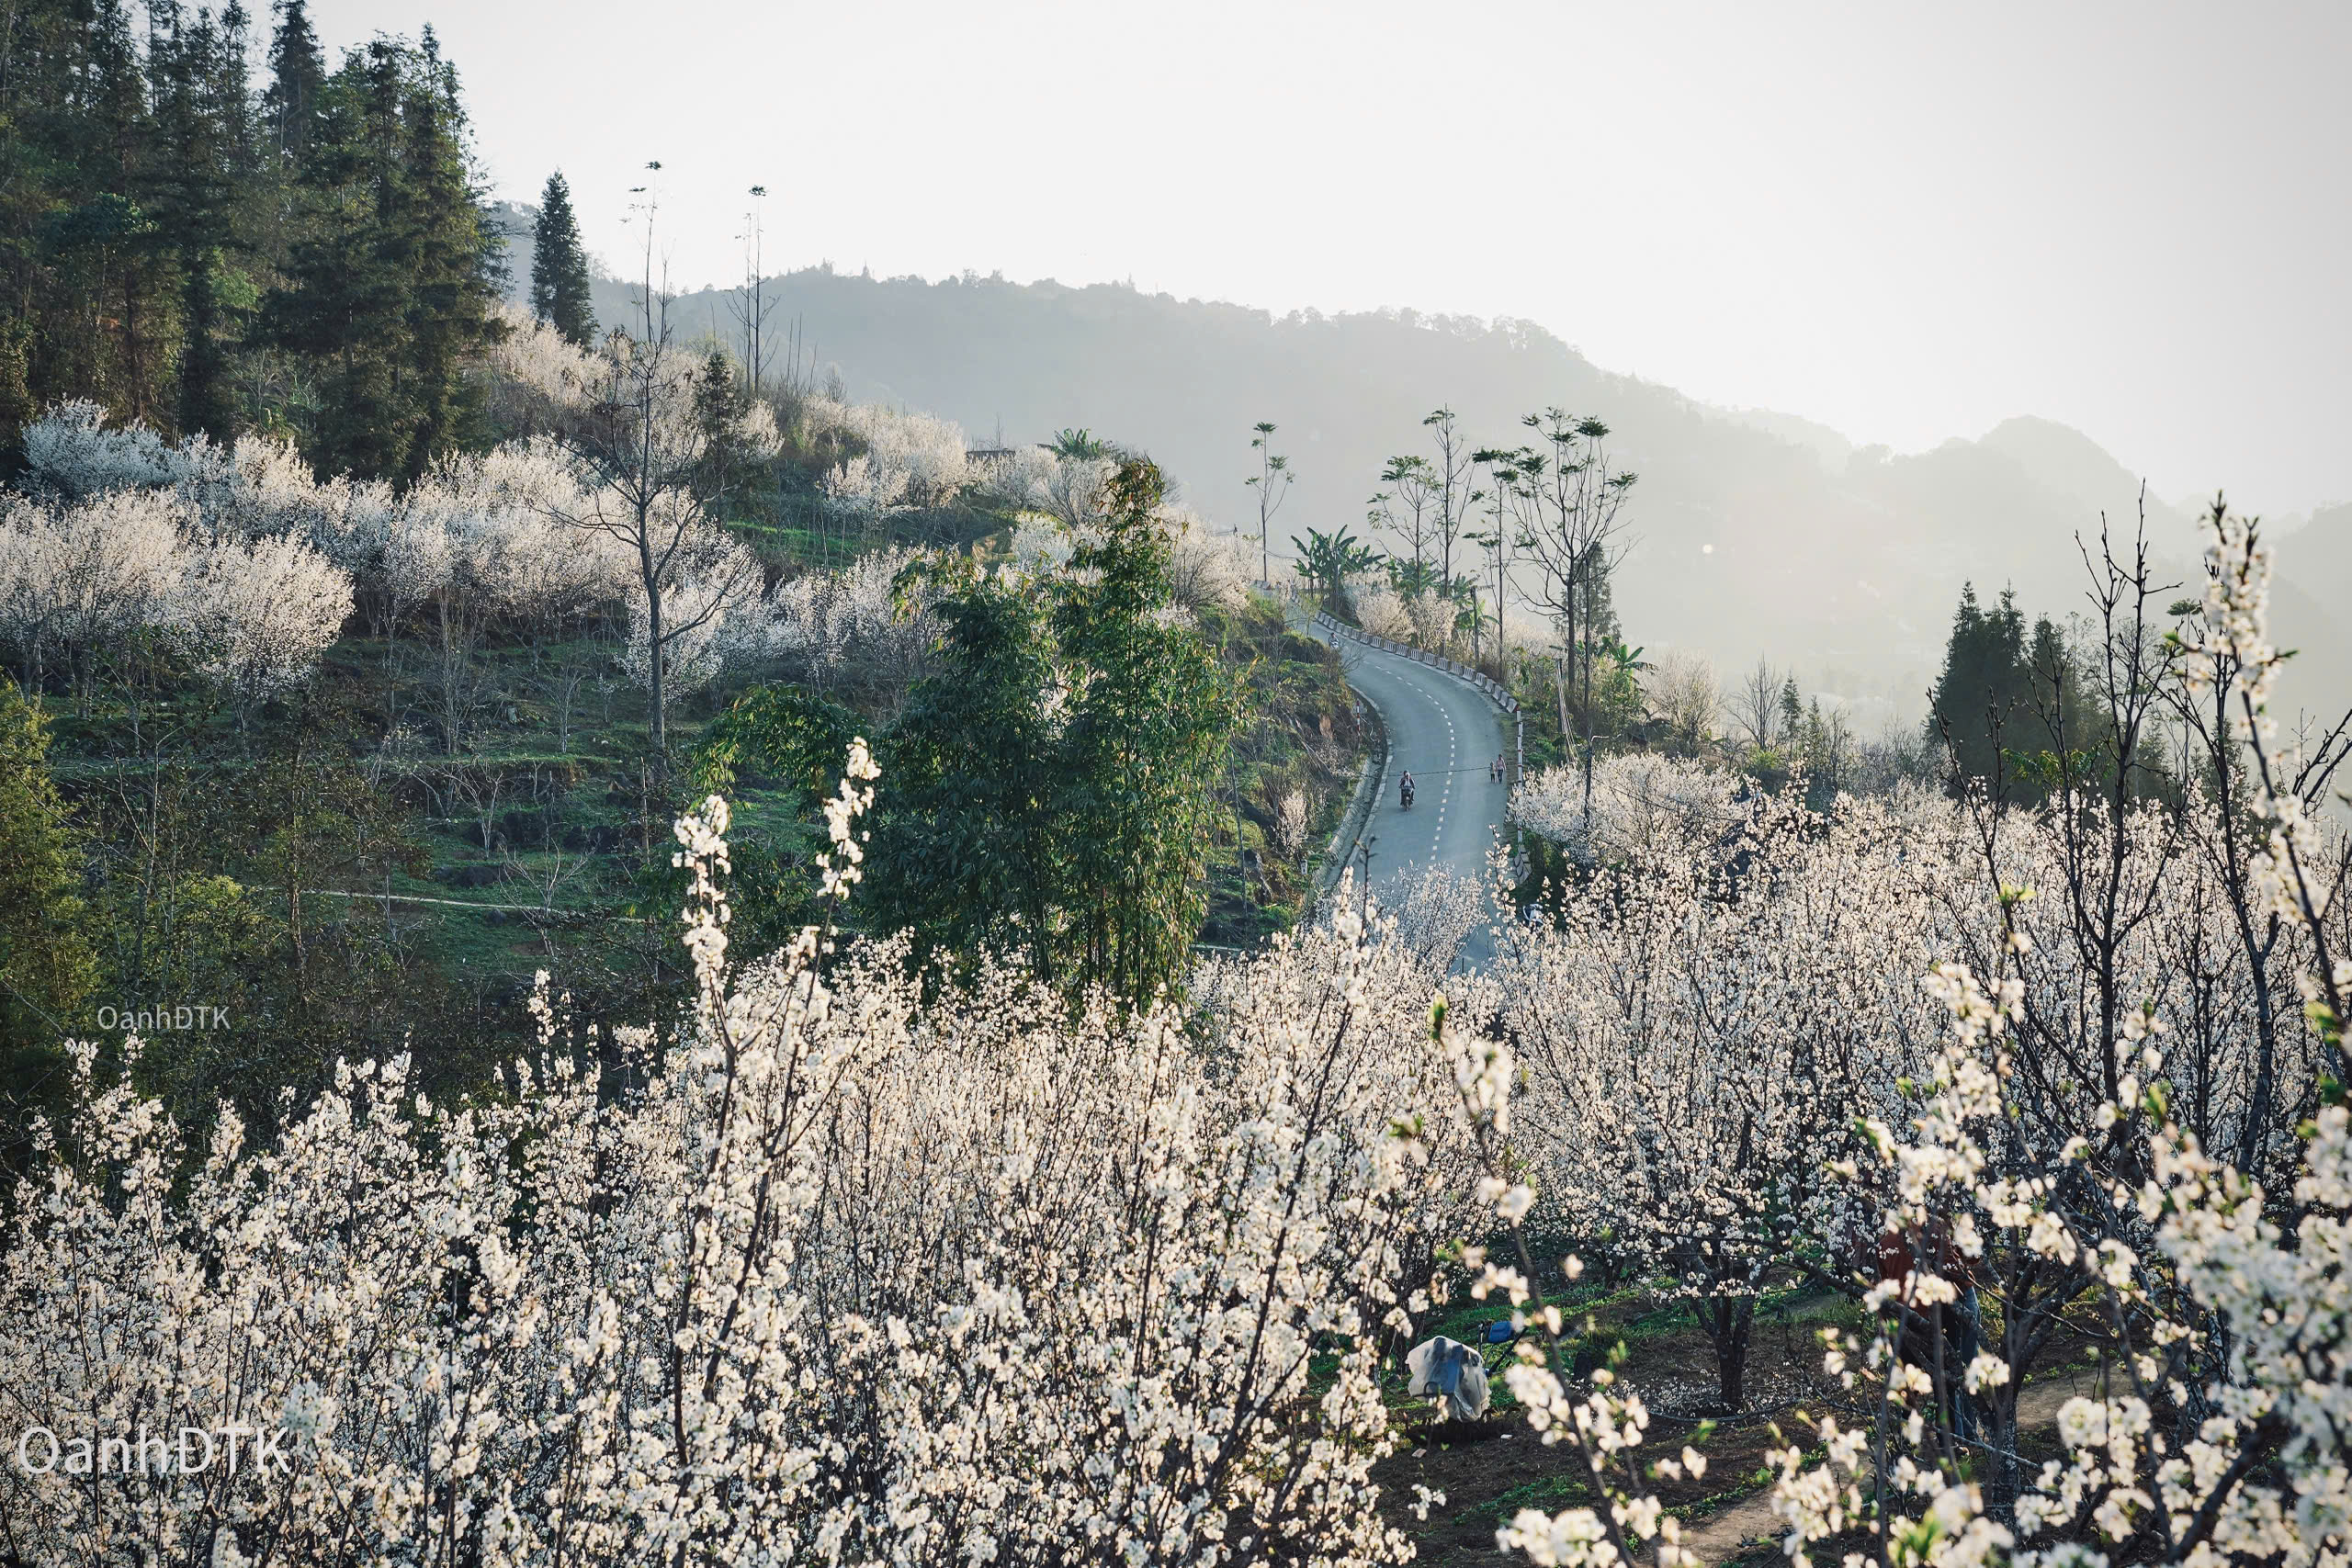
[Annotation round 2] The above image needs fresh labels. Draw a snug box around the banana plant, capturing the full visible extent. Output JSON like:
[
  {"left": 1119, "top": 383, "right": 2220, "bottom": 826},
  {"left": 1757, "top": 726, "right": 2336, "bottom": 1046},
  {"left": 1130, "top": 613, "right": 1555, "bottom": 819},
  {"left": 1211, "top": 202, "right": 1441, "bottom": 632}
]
[{"left": 1290, "top": 525, "right": 1382, "bottom": 608}]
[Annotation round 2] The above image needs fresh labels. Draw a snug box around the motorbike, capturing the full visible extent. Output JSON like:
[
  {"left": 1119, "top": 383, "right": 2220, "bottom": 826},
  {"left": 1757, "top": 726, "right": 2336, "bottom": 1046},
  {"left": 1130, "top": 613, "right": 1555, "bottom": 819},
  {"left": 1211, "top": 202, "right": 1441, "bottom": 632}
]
[{"left": 1399, "top": 779, "right": 1415, "bottom": 809}]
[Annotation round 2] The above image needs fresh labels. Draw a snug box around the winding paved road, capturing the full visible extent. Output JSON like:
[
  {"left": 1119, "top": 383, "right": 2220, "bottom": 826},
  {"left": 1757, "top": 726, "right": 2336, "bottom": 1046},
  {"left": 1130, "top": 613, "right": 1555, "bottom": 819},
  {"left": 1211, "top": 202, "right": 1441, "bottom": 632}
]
[{"left": 1311, "top": 625, "right": 1514, "bottom": 964}]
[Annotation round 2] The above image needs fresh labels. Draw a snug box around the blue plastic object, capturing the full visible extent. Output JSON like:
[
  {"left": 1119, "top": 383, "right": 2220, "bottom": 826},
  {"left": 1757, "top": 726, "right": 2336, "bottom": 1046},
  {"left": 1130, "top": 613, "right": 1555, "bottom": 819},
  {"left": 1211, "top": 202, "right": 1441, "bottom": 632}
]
[{"left": 1485, "top": 1318, "right": 1517, "bottom": 1345}]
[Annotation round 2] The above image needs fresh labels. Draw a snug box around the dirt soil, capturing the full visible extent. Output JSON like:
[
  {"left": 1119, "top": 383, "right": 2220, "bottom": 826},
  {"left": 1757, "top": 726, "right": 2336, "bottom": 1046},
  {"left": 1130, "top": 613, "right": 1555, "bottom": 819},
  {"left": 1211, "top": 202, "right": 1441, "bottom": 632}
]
[{"left": 1372, "top": 1277, "right": 2105, "bottom": 1568}]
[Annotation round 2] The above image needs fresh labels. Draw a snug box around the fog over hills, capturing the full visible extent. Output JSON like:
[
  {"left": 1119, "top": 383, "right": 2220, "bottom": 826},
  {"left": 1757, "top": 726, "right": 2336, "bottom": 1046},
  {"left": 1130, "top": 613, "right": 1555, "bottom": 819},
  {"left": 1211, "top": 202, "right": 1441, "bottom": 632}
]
[{"left": 494, "top": 209, "right": 2352, "bottom": 730}]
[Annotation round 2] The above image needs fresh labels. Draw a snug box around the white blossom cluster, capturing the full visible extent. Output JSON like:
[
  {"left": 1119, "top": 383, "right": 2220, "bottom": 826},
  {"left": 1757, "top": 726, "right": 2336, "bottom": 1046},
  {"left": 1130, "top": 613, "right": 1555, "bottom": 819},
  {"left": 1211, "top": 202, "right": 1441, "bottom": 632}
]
[
  {"left": 976, "top": 445, "right": 1116, "bottom": 530},
  {"left": 2, "top": 380, "right": 771, "bottom": 713},
  {"left": 1752, "top": 976, "right": 2350, "bottom": 1568},
  {"left": 1160, "top": 504, "right": 1254, "bottom": 617},
  {"left": 802, "top": 396, "right": 974, "bottom": 514},
  {"left": 0, "top": 757, "right": 1512, "bottom": 1568},
  {"left": 1354, "top": 585, "right": 1415, "bottom": 641},
  {"left": 765, "top": 544, "right": 942, "bottom": 695},
  {"left": 1351, "top": 585, "right": 1459, "bottom": 652},
  {"left": 1498, "top": 783, "right": 1962, "bottom": 1409},
  {"left": 1002, "top": 502, "right": 1249, "bottom": 623},
  {"left": 0, "top": 407, "right": 356, "bottom": 713},
  {"left": 1485, "top": 503, "right": 2351, "bottom": 1568},
  {"left": 1510, "top": 750, "right": 1747, "bottom": 862}
]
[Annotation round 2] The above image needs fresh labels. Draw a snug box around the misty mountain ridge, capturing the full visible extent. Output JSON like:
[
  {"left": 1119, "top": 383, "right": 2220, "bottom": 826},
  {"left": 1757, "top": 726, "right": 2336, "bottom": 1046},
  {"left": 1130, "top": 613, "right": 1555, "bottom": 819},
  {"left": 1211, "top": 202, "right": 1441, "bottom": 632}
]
[{"left": 491, "top": 204, "right": 2352, "bottom": 730}]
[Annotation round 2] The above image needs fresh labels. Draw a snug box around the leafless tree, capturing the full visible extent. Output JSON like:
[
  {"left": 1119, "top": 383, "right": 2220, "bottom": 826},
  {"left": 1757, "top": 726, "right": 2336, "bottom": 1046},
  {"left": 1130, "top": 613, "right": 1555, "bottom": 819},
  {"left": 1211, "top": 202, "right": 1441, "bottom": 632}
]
[
  {"left": 547, "top": 164, "right": 762, "bottom": 761},
  {"left": 727, "top": 186, "right": 779, "bottom": 394},
  {"left": 1729, "top": 655, "right": 1782, "bottom": 751},
  {"left": 443, "top": 761, "right": 507, "bottom": 855},
  {"left": 432, "top": 584, "right": 484, "bottom": 756},
  {"left": 538, "top": 653, "right": 590, "bottom": 755}
]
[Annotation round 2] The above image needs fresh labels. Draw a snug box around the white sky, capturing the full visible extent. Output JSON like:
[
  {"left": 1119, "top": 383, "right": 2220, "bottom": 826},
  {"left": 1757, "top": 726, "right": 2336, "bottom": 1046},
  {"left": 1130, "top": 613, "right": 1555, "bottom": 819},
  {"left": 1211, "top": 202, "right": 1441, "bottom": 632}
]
[{"left": 312, "top": 0, "right": 2351, "bottom": 515}]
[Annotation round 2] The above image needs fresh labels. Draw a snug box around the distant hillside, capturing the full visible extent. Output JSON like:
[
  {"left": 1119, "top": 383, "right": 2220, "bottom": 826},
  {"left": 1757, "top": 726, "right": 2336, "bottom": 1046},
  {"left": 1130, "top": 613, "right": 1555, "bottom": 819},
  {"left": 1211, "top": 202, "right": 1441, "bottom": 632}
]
[{"left": 488, "top": 209, "right": 2351, "bottom": 729}]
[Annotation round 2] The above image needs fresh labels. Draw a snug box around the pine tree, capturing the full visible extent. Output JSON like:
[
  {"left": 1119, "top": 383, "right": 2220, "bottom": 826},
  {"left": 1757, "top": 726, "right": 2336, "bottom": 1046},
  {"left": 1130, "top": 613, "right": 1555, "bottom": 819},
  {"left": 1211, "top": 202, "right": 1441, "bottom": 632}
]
[
  {"left": 0, "top": 0, "right": 502, "bottom": 457},
  {"left": 263, "top": 0, "right": 325, "bottom": 159},
  {"left": 216, "top": 3, "right": 258, "bottom": 175},
  {"left": 530, "top": 169, "right": 597, "bottom": 347},
  {"left": 397, "top": 28, "right": 498, "bottom": 477},
  {"left": 263, "top": 35, "right": 499, "bottom": 480},
  {"left": 1926, "top": 582, "right": 2030, "bottom": 792},
  {"left": 150, "top": 4, "right": 240, "bottom": 437},
  {"left": 44, "top": 0, "right": 174, "bottom": 424}
]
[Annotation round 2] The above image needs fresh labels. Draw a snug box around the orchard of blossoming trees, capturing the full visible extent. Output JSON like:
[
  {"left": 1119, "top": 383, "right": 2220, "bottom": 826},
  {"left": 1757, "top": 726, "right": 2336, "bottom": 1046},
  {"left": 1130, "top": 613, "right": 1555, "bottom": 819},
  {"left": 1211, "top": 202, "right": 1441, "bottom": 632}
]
[
  {"left": 0, "top": 498, "right": 2345, "bottom": 1568},
  {"left": 0, "top": 13, "right": 2342, "bottom": 1563},
  {"left": 0, "top": 304, "right": 1341, "bottom": 1166}
]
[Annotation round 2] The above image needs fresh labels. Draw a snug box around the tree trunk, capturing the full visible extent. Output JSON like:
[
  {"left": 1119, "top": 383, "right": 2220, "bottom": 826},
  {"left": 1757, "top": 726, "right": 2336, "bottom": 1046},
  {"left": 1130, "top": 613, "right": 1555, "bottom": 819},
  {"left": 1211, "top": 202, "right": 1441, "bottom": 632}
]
[
  {"left": 1577, "top": 571, "right": 1597, "bottom": 818},
  {"left": 641, "top": 536, "right": 667, "bottom": 759},
  {"left": 1712, "top": 1295, "right": 1755, "bottom": 1412},
  {"left": 1553, "top": 654, "right": 1572, "bottom": 790}
]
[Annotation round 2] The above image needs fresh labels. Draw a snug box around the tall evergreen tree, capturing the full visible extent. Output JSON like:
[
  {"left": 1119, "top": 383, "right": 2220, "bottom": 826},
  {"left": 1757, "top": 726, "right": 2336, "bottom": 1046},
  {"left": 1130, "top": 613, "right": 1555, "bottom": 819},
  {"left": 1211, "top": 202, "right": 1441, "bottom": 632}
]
[
  {"left": 30, "top": 0, "right": 175, "bottom": 425},
  {"left": 150, "top": 4, "right": 240, "bottom": 437},
  {"left": 216, "top": 5, "right": 258, "bottom": 173},
  {"left": 1052, "top": 460, "right": 1245, "bottom": 1003},
  {"left": 861, "top": 563, "right": 1063, "bottom": 983},
  {"left": 530, "top": 169, "right": 597, "bottom": 347},
  {"left": 263, "top": 0, "right": 326, "bottom": 160},
  {"left": 262, "top": 34, "right": 499, "bottom": 480},
  {"left": 1926, "top": 581, "right": 2029, "bottom": 789},
  {"left": 0, "top": 0, "right": 501, "bottom": 459},
  {"left": 396, "top": 28, "right": 498, "bottom": 476}
]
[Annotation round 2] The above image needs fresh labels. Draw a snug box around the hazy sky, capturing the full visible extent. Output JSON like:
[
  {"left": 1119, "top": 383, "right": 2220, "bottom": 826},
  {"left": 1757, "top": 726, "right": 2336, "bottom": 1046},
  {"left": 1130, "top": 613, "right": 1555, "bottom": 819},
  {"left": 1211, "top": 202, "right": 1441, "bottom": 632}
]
[{"left": 311, "top": 1, "right": 2350, "bottom": 515}]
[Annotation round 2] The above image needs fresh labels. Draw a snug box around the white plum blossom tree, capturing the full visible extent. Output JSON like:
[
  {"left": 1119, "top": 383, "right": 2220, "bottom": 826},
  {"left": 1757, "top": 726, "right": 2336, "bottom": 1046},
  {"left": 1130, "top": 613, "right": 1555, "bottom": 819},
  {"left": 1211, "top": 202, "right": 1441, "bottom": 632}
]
[
  {"left": 765, "top": 545, "right": 941, "bottom": 705},
  {"left": 622, "top": 541, "right": 764, "bottom": 706},
  {"left": 1511, "top": 750, "right": 1746, "bottom": 863},
  {"left": 802, "top": 395, "right": 973, "bottom": 514},
  {"left": 0, "top": 487, "right": 189, "bottom": 712},
  {"left": 1356, "top": 584, "right": 1415, "bottom": 641},
  {"left": 17, "top": 398, "right": 175, "bottom": 498},
  {"left": 0, "top": 750, "right": 1502, "bottom": 1568},
  {"left": 175, "top": 531, "right": 353, "bottom": 725}
]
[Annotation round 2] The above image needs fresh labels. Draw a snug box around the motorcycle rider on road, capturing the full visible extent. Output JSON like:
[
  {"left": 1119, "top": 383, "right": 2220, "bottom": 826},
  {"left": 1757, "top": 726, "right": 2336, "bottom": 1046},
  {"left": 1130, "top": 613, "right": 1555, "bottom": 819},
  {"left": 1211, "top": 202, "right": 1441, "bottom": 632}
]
[{"left": 1399, "top": 771, "right": 1415, "bottom": 808}]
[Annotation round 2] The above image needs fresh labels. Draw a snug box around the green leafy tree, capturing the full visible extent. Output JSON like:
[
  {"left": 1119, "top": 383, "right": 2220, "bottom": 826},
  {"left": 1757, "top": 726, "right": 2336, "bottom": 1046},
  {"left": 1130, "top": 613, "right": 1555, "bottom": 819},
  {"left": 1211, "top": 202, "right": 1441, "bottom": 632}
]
[
  {"left": 1926, "top": 582, "right": 2030, "bottom": 789},
  {"left": 1376, "top": 453, "right": 1437, "bottom": 582},
  {"left": 0, "top": 689, "right": 98, "bottom": 1179},
  {"left": 856, "top": 461, "right": 1244, "bottom": 1006},
  {"left": 1054, "top": 461, "right": 1245, "bottom": 1002},
  {"left": 530, "top": 168, "right": 597, "bottom": 347},
  {"left": 1289, "top": 525, "right": 1379, "bottom": 613},
  {"left": 150, "top": 3, "right": 247, "bottom": 438},
  {"left": 692, "top": 348, "right": 760, "bottom": 513},
  {"left": 0, "top": 0, "right": 500, "bottom": 456},
  {"left": 1049, "top": 426, "right": 1112, "bottom": 460},
  {"left": 1927, "top": 582, "right": 2132, "bottom": 800},
  {"left": 861, "top": 561, "right": 1063, "bottom": 979}
]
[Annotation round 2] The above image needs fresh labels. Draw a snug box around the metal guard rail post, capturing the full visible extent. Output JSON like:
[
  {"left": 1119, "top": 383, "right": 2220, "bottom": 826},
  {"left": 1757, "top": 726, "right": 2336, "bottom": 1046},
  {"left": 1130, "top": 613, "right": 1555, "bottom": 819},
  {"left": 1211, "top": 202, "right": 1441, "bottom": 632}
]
[{"left": 1311, "top": 609, "right": 1518, "bottom": 715}]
